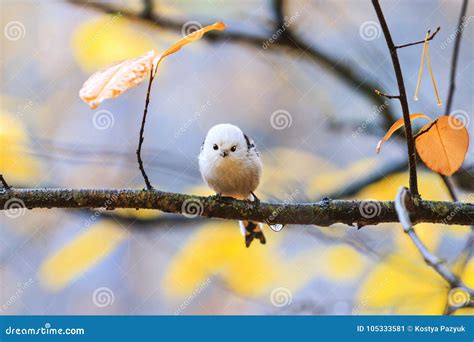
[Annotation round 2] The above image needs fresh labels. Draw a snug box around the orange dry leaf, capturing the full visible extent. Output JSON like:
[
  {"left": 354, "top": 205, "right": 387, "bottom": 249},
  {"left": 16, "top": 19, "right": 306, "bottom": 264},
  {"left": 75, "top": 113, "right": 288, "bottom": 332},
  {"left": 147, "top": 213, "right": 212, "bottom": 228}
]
[
  {"left": 376, "top": 113, "right": 431, "bottom": 153},
  {"left": 79, "top": 22, "right": 226, "bottom": 109},
  {"left": 415, "top": 116, "right": 469, "bottom": 176}
]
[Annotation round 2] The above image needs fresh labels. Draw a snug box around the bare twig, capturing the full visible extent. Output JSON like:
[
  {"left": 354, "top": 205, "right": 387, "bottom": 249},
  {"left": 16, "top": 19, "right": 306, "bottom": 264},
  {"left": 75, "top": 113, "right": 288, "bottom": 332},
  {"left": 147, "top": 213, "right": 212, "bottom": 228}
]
[
  {"left": 445, "top": 0, "right": 468, "bottom": 115},
  {"left": 0, "top": 175, "right": 11, "bottom": 190},
  {"left": 395, "top": 27, "right": 441, "bottom": 49},
  {"left": 372, "top": 0, "right": 419, "bottom": 197},
  {"left": 375, "top": 89, "right": 400, "bottom": 100},
  {"left": 136, "top": 70, "right": 155, "bottom": 190},
  {"left": 1, "top": 188, "right": 473, "bottom": 226},
  {"left": 395, "top": 187, "right": 474, "bottom": 294}
]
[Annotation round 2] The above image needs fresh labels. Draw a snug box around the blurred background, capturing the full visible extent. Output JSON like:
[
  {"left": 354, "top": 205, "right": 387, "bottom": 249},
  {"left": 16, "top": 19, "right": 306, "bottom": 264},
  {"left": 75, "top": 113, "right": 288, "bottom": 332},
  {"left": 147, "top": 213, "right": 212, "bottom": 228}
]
[{"left": 0, "top": 0, "right": 473, "bottom": 315}]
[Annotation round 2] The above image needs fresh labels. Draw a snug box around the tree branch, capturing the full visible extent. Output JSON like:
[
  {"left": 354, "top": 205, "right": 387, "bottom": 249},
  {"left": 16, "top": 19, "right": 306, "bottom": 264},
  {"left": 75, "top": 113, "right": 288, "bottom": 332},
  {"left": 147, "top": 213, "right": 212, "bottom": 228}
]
[
  {"left": 395, "top": 187, "right": 474, "bottom": 313},
  {"left": 1, "top": 188, "right": 473, "bottom": 226},
  {"left": 372, "top": 0, "right": 419, "bottom": 197},
  {"left": 395, "top": 27, "right": 441, "bottom": 49}
]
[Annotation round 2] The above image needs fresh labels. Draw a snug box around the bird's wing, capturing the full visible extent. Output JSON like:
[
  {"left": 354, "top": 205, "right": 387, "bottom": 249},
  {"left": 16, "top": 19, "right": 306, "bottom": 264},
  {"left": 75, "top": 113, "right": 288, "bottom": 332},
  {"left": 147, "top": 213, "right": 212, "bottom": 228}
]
[{"left": 243, "top": 133, "right": 259, "bottom": 157}]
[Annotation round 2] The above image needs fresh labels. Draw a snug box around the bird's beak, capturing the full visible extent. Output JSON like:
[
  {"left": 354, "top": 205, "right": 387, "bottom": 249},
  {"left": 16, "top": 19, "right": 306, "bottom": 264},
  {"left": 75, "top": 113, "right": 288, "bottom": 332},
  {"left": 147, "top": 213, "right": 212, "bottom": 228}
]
[{"left": 220, "top": 151, "right": 228, "bottom": 158}]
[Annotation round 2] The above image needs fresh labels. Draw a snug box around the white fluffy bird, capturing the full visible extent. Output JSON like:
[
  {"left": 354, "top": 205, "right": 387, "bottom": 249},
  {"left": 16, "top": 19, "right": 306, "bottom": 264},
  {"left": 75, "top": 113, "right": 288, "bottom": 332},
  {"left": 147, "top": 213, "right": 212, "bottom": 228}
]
[{"left": 199, "top": 123, "right": 266, "bottom": 247}]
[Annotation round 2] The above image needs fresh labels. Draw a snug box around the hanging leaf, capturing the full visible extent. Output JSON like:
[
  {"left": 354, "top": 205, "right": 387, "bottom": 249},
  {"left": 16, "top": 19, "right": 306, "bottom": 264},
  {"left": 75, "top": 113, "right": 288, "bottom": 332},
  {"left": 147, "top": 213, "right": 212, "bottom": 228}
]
[
  {"left": 376, "top": 113, "right": 431, "bottom": 153},
  {"left": 79, "top": 50, "right": 155, "bottom": 109},
  {"left": 79, "top": 22, "right": 226, "bottom": 109},
  {"left": 415, "top": 116, "right": 469, "bottom": 176}
]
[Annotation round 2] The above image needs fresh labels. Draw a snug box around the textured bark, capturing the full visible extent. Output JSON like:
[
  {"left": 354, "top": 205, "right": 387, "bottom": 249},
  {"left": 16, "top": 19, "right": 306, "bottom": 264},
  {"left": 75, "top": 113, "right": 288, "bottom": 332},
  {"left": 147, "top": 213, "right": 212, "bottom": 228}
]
[{"left": 1, "top": 188, "right": 473, "bottom": 226}]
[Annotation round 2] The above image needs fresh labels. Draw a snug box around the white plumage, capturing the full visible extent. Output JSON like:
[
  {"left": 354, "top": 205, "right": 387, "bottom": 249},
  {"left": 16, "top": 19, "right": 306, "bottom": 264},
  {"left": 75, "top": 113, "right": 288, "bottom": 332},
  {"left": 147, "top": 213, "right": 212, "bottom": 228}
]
[{"left": 199, "top": 123, "right": 266, "bottom": 247}]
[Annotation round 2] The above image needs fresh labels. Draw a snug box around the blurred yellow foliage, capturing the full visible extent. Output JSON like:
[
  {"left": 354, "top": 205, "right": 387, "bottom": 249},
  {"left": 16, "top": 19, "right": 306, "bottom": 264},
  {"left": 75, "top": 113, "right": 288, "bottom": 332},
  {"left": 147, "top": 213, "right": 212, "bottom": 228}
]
[
  {"left": 39, "top": 221, "right": 126, "bottom": 291},
  {"left": 319, "top": 244, "right": 367, "bottom": 282},
  {"left": 0, "top": 111, "right": 41, "bottom": 184},
  {"left": 163, "top": 221, "right": 320, "bottom": 299},
  {"left": 355, "top": 254, "right": 448, "bottom": 314},
  {"left": 114, "top": 208, "right": 161, "bottom": 220},
  {"left": 72, "top": 15, "right": 155, "bottom": 72}
]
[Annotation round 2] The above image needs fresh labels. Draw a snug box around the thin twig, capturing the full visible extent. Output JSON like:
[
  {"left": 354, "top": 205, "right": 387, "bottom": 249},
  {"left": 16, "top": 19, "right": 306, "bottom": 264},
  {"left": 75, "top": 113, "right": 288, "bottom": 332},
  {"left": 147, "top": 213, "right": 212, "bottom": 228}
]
[
  {"left": 375, "top": 89, "right": 400, "bottom": 100},
  {"left": 0, "top": 175, "right": 11, "bottom": 190},
  {"left": 395, "top": 187, "right": 473, "bottom": 293},
  {"left": 372, "top": 0, "right": 419, "bottom": 197},
  {"left": 395, "top": 27, "right": 441, "bottom": 49},
  {"left": 445, "top": 0, "right": 468, "bottom": 115},
  {"left": 1, "top": 188, "right": 473, "bottom": 226},
  {"left": 136, "top": 71, "right": 155, "bottom": 190}
]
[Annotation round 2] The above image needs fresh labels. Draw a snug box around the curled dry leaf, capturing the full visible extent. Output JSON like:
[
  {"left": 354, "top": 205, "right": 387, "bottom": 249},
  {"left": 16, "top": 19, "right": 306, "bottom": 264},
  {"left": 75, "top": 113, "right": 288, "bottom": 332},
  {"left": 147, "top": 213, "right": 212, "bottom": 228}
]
[
  {"left": 80, "top": 50, "right": 155, "bottom": 109},
  {"left": 415, "top": 116, "right": 469, "bottom": 176},
  {"left": 79, "top": 22, "right": 226, "bottom": 109},
  {"left": 376, "top": 113, "right": 431, "bottom": 153}
]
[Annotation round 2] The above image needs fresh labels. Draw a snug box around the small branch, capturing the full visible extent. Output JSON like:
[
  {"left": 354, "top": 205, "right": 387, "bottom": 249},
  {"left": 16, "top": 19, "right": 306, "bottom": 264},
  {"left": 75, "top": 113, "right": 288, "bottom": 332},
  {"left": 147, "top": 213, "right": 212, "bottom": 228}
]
[
  {"left": 445, "top": 0, "right": 468, "bottom": 115},
  {"left": 395, "top": 27, "right": 441, "bottom": 49},
  {"left": 395, "top": 187, "right": 473, "bottom": 293},
  {"left": 136, "top": 71, "right": 155, "bottom": 190},
  {"left": 0, "top": 175, "right": 11, "bottom": 190},
  {"left": 141, "top": 0, "right": 153, "bottom": 20},
  {"left": 1, "top": 188, "right": 473, "bottom": 226},
  {"left": 372, "top": 0, "right": 419, "bottom": 197},
  {"left": 374, "top": 89, "right": 400, "bottom": 100}
]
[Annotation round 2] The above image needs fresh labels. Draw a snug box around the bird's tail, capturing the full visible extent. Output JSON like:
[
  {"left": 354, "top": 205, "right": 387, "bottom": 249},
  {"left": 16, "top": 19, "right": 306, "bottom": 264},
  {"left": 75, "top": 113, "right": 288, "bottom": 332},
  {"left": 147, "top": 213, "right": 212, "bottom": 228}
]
[{"left": 239, "top": 220, "right": 266, "bottom": 248}]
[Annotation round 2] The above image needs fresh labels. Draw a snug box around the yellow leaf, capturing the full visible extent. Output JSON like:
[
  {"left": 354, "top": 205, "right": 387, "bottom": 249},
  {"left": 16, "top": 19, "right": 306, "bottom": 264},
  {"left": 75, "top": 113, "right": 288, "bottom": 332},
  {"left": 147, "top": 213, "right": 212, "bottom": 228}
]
[
  {"left": 79, "top": 22, "right": 225, "bottom": 109},
  {"left": 415, "top": 116, "right": 469, "bottom": 176},
  {"left": 39, "top": 221, "right": 126, "bottom": 291},
  {"left": 376, "top": 113, "right": 431, "bottom": 153}
]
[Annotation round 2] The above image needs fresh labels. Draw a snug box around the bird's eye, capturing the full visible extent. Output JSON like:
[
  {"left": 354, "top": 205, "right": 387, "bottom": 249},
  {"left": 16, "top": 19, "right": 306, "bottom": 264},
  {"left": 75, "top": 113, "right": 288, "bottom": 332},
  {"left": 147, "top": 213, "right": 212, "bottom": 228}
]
[
  {"left": 213, "top": 144, "right": 218, "bottom": 150},
  {"left": 230, "top": 145, "right": 237, "bottom": 152}
]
